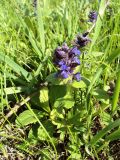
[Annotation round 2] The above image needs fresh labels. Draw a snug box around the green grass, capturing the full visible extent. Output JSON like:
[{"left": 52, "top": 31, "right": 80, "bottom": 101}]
[{"left": 0, "top": 0, "right": 120, "bottom": 159}]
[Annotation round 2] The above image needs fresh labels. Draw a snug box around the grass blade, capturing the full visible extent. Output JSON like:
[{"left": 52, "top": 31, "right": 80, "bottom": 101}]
[
  {"left": 87, "top": 66, "right": 103, "bottom": 94},
  {"left": 106, "top": 48, "right": 120, "bottom": 63},
  {"left": 105, "top": 128, "right": 120, "bottom": 142},
  {"left": 90, "top": 119, "right": 120, "bottom": 146},
  {"left": 0, "top": 86, "right": 28, "bottom": 95},
  {"left": 25, "top": 102, "right": 57, "bottom": 158},
  {"left": 87, "top": 48, "right": 120, "bottom": 94},
  {"left": 89, "top": 0, "right": 107, "bottom": 53},
  {"left": 0, "top": 53, "right": 32, "bottom": 81},
  {"left": 37, "top": 0, "right": 45, "bottom": 54},
  {"left": 18, "top": 16, "right": 42, "bottom": 59},
  {"left": 112, "top": 70, "right": 120, "bottom": 112}
]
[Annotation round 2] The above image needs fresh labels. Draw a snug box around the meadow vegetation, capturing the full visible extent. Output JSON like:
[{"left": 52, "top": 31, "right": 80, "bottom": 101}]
[{"left": 0, "top": 0, "right": 120, "bottom": 159}]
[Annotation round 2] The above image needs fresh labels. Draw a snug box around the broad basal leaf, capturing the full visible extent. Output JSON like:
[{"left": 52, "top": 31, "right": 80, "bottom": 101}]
[
  {"left": 16, "top": 109, "right": 44, "bottom": 126},
  {"left": 31, "top": 87, "right": 50, "bottom": 113},
  {"left": 37, "top": 120, "right": 55, "bottom": 141},
  {"left": 50, "top": 108, "right": 65, "bottom": 127},
  {"left": 39, "top": 87, "right": 50, "bottom": 112},
  {"left": 49, "top": 85, "right": 67, "bottom": 105},
  {"left": 52, "top": 85, "right": 75, "bottom": 109}
]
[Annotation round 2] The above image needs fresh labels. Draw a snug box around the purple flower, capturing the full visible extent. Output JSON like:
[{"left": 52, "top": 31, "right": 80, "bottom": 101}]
[
  {"left": 73, "top": 34, "right": 91, "bottom": 48},
  {"left": 60, "top": 64, "right": 68, "bottom": 70},
  {"left": 69, "top": 47, "right": 81, "bottom": 56},
  {"left": 72, "top": 57, "right": 80, "bottom": 65},
  {"left": 53, "top": 43, "right": 81, "bottom": 81},
  {"left": 60, "top": 64, "right": 70, "bottom": 71},
  {"left": 58, "top": 60, "right": 66, "bottom": 66},
  {"left": 71, "top": 57, "right": 80, "bottom": 67},
  {"left": 73, "top": 73, "right": 81, "bottom": 81},
  {"left": 53, "top": 44, "right": 69, "bottom": 62},
  {"left": 59, "top": 70, "right": 69, "bottom": 79},
  {"left": 88, "top": 11, "right": 97, "bottom": 23},
  {"left": 54, "top": 49, "right": 66, "bottom": 59}
]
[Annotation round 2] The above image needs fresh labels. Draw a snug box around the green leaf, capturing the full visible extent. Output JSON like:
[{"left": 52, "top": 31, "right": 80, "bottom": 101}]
[
  {"left": 87, "top": 48, "right": 120, "bottom": 94},
  {"left": 50, "top": 108, "right": 65, "bottom": 127},
  {"left": 68, "top": 153, "right": 81, "bottom": 160},
  {"left": 28, "top": 29, "right": 42, "bottom": 58},
  {"left": 31, "top": 87, "right": 50, "bottom": 113},
  {"left": 54, "top": 97, "right": 75, "bottom": 109},
  {"left": 67, "top": 110, "right": 87, "bottom": 126},
  {"left": 67, "top": 144, "right": 81, "bottom": 159},
  {"left": 37, "top": 120, "right": 55, "bottom": 141},
  {"left": 112, "top": 70, "right": 120, "bottom": 112},
  {"left": 72, "top": 80, "right": 86, "bottom": 89},
  {"left": 92, "top": 88, "right": 109, "bottom": 104},
  {"left": 49, "top": 85, "right": 67, "bottom": 105},
  {"left": 3, "top": 72, "right": 27, "bottom": 85},
  {"left": 106, "top": 48, "right": 120, "bottom": 64},
  {"left": 46, "top": 73, "right": 59, "bottom": 84},
  {"left": 17, "top": 15, "right": 42, "bottom": 59},
  {"left": 51, "top": 85, "right": 75, "bottom": 109},
  {"left": 0, "top": 143, "right": 7, "bottom": 158},
  {"left": 72, "top": 76, "right": 91, "bottom": 89},
  {"left": 87, "top": 66, "right": 103, "bottom": 94},
  {"left": 16, "top": 142, "right": 33, "bottom": 155},
  {"left": 24, "top": 16, "right": 35, "bottom": 34},
  {"left": 89, "top": 0, "right": 106, "bottom": 53},
  {"left": 37, "top": 0, "right": 45, "bottom": 53},
  {"left": 100, "top": 112, "right": 111, "bottom": 125},
  {"left": 28, "top": 125, "right": 39, "bottom": 144},
  {"left": 105, "top": 128, "right": 120, "bottom": 142},
  {"left": 0, "top": 86, "right": 28, "bottom": 95},
  {"left": 40, "top": 148, "right": 52, "bottom": 160},
  {"left": 81, "top": 76, "right": 91, "bottom": 85},
  {"left": 16, "top": 109, "right": 44, "bottom": 126},
  {"left": 39, "top": 87, "right": 50, "bottom": 112},
  {"left": 90, "top": 51, "right": 104, "bottom": 57},
  {"left": 59, "top": 131, "right": 66, "bottom": 141},
  {"left": 0, "top": 53, "right": 32, "bottom": 81},
  {"left": 90, "top": 119, "right": 120, "bottom": 146}
]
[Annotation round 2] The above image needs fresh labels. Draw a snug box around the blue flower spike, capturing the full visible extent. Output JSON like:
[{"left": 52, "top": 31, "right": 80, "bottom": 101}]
[{"left": 53, "top": 43, "right": 81, "bottom": 81}]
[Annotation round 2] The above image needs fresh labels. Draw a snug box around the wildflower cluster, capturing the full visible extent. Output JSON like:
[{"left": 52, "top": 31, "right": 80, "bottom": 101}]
[
  {"left": 53, "top": 11, "right": 97, "bottom": 82},
  {"left": 53, "top": 44, "right": 81, "bottom": 81}
]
